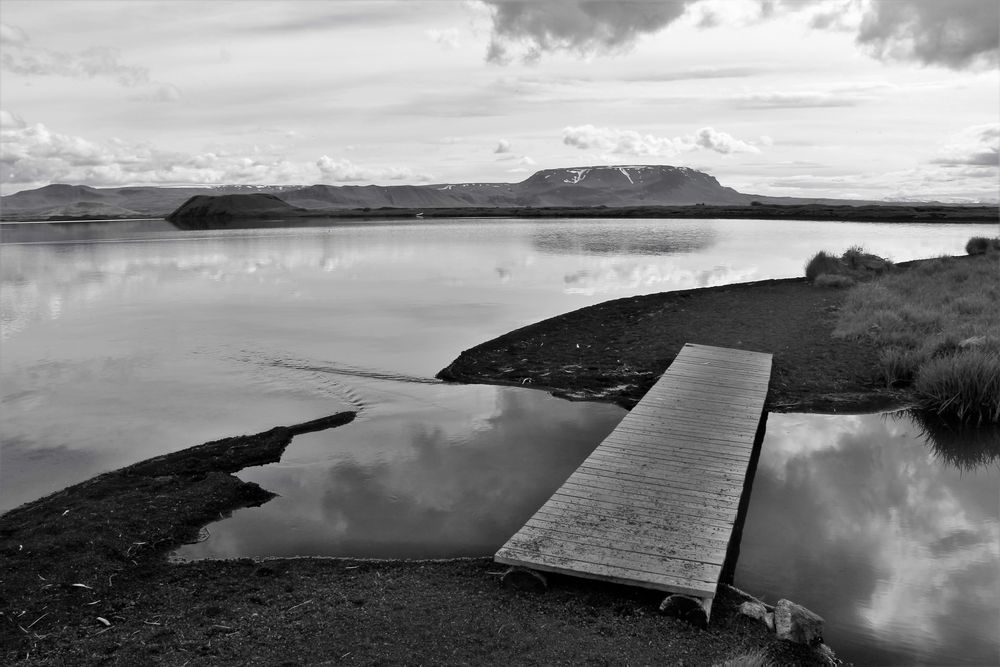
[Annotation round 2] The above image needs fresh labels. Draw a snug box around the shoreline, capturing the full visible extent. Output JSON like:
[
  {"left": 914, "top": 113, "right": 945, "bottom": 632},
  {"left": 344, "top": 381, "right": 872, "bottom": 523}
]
[
  {"left": 2, "top": 202, "right": 996, "bottom": 225},
  {"left": 437, "top": 275, "right": 911, "bottom": 416},
  {"left": 2, "top": 260, "right": 954, "bottom": 664}
]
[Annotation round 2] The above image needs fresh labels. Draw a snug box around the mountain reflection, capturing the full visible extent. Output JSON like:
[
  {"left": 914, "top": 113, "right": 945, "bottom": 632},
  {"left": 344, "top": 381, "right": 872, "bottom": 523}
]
[
  {"left": 532, "top": 220, "right": 716, "bottom": 256},
  {"left": 737, "top": 412, "right": 999, "bottom": 665},
  {"left": 174, "top": 386, "right": 625, "bottom": 560}
]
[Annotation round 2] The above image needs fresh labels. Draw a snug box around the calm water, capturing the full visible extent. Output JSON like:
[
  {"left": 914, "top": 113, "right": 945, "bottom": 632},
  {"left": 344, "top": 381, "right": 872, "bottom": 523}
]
[
  {"left": 2, "top": 217, "right": 996, "bottom": 663},
  {"left": 738, "top": 412, "right": 999, "bottom": 665}
]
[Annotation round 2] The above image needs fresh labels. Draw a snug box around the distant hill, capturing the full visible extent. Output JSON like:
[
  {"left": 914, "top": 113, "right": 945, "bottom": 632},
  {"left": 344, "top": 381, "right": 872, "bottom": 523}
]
[
  {"left": 0, "top": 164, "right": 964, "bottom": 222},
  {"left": 0, "top": 183, "right": 295, "bottom": 221},
  {"left": 166, "top": 193, "right": 302, "bottom": 221}
]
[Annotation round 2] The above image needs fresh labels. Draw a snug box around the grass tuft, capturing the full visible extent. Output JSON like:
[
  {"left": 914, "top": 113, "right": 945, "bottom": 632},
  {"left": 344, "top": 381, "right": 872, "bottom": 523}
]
[
  {"left": 965, "top": 236, "right": 1000, "bottom": 255},
  {"left": 914, "top": 351, "right": 1000, "bottom": 424},
  {"left": 804, "top": 251, "right": 841, "bottom": 281},
  {"left": 832, "top": 247, "right": 1000, "bottom": 424}
]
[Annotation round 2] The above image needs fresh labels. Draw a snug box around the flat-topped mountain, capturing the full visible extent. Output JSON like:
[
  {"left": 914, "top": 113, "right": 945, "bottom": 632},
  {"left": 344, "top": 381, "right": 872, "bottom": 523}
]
[{"left": 517, "top": 165, "right": 751, "bottom": 206}]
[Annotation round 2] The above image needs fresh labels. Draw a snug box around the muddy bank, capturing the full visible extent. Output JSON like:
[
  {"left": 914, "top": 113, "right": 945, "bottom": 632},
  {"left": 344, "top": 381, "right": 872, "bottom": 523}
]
[{"left": 439, "top": 276, "right": 903, "bottom": 415}]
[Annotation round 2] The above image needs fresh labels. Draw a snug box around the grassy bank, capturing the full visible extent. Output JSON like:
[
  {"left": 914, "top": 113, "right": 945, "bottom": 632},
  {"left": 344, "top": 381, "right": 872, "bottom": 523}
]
[{"left": 808, "top": 241, "right": 999, "bottom": 424}]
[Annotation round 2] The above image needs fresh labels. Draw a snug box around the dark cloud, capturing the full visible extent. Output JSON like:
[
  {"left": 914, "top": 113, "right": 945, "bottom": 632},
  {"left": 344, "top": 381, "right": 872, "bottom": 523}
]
[
  {"left": 857, "top": 0, "right": 999, "bottom": 69},
  {"left": 479, "top": 1, "right": 998, "bottom": 70},
  {"left": 482, "top": 0, "right": 697, "bottom": 64}
]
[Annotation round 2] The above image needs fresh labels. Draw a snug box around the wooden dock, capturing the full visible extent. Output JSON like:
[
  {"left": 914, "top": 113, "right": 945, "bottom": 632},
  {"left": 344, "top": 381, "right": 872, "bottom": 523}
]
[{"left": 495, "top": 343, "right": 772, "bottom": 613}]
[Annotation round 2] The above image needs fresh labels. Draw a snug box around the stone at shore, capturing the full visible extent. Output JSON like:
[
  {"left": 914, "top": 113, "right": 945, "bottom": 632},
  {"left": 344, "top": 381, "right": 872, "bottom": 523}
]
[
  {"left": 738, "top": 600, "right": 775, "bottom": 631},
  {"left": 775, "top": 599, "right": 824, "bottom": 645},
  {"left": 658, "top": 594, "right": 708, "bottom": 629}
]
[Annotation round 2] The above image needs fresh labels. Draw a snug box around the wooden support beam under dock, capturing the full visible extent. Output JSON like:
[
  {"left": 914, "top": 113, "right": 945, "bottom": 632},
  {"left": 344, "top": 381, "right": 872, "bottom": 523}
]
[{"left": 495, "top": 343, "right": 773, "bottom": 615}]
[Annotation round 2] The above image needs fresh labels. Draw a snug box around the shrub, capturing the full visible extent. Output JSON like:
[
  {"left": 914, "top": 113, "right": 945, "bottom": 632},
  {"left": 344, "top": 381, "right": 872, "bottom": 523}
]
[
  {"left": 804, "top": 251, "right": 841, "bottom": 281},
  {"left": 965, "top": 236, "right": 1000, "bottom": 255},
  {"left": 814, "top": 273, "right": 855, "bottom": 288},
  {"left": 805, "top": 247, "right": 892, "bottom": 283},
  {"left": 914, "top": 350, "right": 1000, "bottom": 424}
]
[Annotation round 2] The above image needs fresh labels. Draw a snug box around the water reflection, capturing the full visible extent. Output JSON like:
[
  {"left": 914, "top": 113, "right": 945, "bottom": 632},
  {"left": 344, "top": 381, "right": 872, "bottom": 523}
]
[
  {"left": 737, "top": 412, "right": 999, "bottom": 665},
  {"left": 906, "top": 410, "right": 1000, "bottom": 471},
  {"left": 175, "top": 385, "right": 626, "bottom": 559},
  {"left": 532, "top": 221, "right": 716, "bottom": 256}
]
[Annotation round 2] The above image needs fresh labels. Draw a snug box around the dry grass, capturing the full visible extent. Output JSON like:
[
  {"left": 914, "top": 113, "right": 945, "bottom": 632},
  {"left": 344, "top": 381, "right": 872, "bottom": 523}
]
[{"left": 833, "top": 250, "right": 1000, "bottom": 424}]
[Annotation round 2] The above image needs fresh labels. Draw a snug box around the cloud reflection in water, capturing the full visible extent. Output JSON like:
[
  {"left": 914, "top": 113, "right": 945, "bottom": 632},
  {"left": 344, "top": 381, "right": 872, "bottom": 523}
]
[
  {"left": 737, "top": 412, "right": 999, "bottom": 665},
  {"left": 175, "top": 385, "right": 626, "bottom": 560}
]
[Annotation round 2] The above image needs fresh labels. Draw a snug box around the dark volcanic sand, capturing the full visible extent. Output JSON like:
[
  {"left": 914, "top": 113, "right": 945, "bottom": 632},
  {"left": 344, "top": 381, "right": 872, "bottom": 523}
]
[{"left": 439, "top": 277, "right": 902, "bottom": 415}]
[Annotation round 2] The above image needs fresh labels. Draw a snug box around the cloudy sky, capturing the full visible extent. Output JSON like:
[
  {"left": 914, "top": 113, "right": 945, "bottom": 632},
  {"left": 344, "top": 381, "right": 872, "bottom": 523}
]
[{"left": 1, "top": 0, "right": 997, "bottom": 201}]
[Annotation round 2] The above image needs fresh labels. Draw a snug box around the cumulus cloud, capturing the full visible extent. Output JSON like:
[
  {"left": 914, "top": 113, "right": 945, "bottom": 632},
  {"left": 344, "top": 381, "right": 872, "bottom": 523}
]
[
  {"left": 930, "top": 123, "right": 1000, "bottom": 167},
  {"left": 562, "top": 124, "right": 760, "bottom": 156},
  {"left": 856, "top": 0, "right": 999, "bottom": 69},
  {"left": 129, "top": 82, "right": 182, "bottom": 104},
  {"left": 0, "top": 109, "right": 27, "bottom": 129},
  {"left": 505, "top": 156, "right": 538, "bottom": 173},
  {"left": 315, "top": 156, "right": 430, "bottom": 183},
  {"left": 0, "top": 22, "right": 151, "bottom": 87},
  {"left": 482, "top": 0, "right": 697, "bottom": 63},
  {"left": 1, "top": 114, "right": 425, "bottom": 190},
  {"left": 693, "top": 127, "right": 760, "bottom": 154},
  {"left": 0, "top": 22, "right": 29, "bottom": 47},
  {"left": 494, "top": 139, "right": 511, "bottom": 153},
  {"left": 426, "top": 28, "right": 461, "bottom": 49}
]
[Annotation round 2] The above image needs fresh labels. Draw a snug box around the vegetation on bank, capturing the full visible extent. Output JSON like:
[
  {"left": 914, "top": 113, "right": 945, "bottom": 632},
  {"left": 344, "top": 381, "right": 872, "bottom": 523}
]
[
  {"left": 817, "top": 240, "right": 1000, "bottom": 424},
  {"left": 804, "top": 246, "right": 893, "bottom": 287}
]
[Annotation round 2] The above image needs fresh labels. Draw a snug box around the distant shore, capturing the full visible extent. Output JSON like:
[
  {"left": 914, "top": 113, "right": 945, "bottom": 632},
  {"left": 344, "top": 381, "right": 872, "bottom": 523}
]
[
  {"left": 163, "top": 201, "right": 1000, "bottom": 226},
  {"left": 2, "top": 202, "right": 996, "bottom": 225}
]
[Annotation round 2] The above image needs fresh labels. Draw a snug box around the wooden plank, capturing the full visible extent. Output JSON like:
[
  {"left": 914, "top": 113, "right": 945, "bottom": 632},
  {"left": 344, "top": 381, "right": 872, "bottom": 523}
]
[
  {"left": 570, "top": 465, "right": 746, "bottom": 502},
  {"left": 495, "top": 343, "right": 772, "bottom": 609},
  {"left": 511, "top": 523, "right": 729, "bottom": 568},
  {"left": 528, "top": 506, "right": 734, "bottom": 552},
  {"left": 599, "top": 435, "right": 753, "bottom": 462},
  {"left": 557, "top": 475, "right": 743, "bottom": 515},
  {"left": 579, "top": 452, "right": 750, "bottom": 482},
  {"left": 549, "top": 486, "right": 739, "bottom": 528},
  {"left": 534, "top": 498, "right": 737, "bottom": 544}
]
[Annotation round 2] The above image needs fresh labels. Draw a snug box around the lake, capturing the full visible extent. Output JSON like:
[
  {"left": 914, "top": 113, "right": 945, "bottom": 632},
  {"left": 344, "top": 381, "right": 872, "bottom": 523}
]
[{"left": 1, "top": 216, "right": 996, "bottom": 663}]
